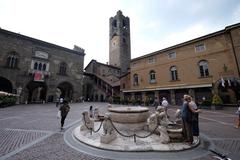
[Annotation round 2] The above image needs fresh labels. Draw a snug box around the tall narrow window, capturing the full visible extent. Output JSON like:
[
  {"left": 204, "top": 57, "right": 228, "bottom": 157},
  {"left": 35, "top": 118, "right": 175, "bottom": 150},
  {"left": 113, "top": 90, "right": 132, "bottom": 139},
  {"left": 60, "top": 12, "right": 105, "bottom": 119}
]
[
  {"left": 42, "top": 64, "right": 46, "bottom": 71},
  {"left": 170, "top": 66, "right": 178, "bottom": 81},
  {"left": 133, "top": 74, "right": 139, "bottom": 86},
  {"left": 199, "top": 60, "right": 209, "bottom": 77},
  {"left": 6, "top": 54, "right": 18, "bottom": 68},
  {"left": 38, "top": 63, "right": 42, "bottom": 71},
  {"left": 149, "top": 70, "right": 156, "bottom": 83},
  {"left": 59, "top": 62, "right": 67, "bottom": 75}
]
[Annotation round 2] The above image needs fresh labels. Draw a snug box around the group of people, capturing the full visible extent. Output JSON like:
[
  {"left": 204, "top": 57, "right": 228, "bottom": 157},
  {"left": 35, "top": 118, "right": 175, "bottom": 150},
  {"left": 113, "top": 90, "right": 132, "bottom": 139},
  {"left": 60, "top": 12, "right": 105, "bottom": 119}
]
[{"left": 181, "top": 95, "right": 200, "bottom": 145}]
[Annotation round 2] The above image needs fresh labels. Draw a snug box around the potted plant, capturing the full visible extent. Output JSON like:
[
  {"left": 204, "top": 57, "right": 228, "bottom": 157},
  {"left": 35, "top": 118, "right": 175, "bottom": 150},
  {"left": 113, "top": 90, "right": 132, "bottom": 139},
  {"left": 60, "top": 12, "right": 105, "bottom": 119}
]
[
  {"left": 211, "top": 94, "right": 223, "bottom": 110},
  {"left": 200, "top": 99, "right": 212, "bottom": 109}
]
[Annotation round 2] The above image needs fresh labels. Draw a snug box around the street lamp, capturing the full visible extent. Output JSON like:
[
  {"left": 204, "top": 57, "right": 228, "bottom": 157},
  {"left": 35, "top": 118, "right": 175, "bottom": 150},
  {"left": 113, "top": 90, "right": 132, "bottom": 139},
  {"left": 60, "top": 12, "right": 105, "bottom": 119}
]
[{"left": 16, "top": 86, "right": 22, "bottom": 104}]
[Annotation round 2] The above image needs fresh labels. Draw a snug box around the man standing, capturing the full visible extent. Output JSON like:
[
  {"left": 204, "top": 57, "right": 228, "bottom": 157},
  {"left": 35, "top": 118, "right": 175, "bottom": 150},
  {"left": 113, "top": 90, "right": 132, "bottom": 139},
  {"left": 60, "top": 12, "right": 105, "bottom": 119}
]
[{"left": 161, "top": 97, "right": 169, "bottom": 117}]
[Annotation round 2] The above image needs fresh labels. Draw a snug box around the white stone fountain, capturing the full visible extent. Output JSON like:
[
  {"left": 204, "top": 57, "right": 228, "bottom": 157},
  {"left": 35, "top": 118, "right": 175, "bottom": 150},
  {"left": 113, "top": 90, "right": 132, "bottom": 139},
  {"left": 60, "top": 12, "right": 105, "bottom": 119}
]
[{"left": 73, "top": 105, "right": 199, "bottom": 151}]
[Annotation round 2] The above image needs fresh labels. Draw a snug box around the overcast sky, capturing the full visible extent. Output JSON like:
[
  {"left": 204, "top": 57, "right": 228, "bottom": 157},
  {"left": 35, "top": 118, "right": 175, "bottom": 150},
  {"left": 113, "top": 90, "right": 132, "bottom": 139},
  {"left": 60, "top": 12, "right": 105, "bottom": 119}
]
[{"left": 0, "top": 0, "right": 240, "bottom": 67}]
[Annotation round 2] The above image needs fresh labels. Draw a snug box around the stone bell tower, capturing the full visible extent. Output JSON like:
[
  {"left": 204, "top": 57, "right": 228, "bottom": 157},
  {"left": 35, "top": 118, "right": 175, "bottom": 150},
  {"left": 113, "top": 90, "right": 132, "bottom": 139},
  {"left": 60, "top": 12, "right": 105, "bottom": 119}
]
[{"left": 109, "top": 10, "right": 131, "bottom": 74}]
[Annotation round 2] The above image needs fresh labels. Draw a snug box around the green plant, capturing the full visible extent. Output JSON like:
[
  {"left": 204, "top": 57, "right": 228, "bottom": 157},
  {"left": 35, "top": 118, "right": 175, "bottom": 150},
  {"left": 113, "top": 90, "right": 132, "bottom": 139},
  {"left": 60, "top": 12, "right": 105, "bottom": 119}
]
[
  {"left": 211, "top": 94, "right": 223, "bottom": 105},
  {"left": 0, "top": 95, "right": 17, "bottom": 107},
  {"left": 201, "top": 99, "right": 212, "bottom": 106}
]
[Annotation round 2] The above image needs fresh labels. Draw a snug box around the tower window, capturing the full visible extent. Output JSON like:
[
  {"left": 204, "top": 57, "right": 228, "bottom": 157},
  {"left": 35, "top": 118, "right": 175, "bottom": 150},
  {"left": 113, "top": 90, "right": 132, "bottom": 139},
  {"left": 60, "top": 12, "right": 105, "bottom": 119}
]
[{"left": 112, "top": 20, "right": 117, "bottom": 28}]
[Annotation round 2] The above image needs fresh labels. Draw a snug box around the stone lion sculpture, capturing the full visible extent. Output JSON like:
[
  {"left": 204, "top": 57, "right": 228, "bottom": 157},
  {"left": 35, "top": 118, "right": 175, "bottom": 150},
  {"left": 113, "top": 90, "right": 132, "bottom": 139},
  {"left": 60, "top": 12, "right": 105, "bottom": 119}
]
[
  {"left": 100, "top": 113, "right": 117, "bottom": 143},
  {"left": 102, "top": 113, "right": 114, "bottom": 135},
  {"left": 80, "top": 111, "right": 94, "bottom": 131}
]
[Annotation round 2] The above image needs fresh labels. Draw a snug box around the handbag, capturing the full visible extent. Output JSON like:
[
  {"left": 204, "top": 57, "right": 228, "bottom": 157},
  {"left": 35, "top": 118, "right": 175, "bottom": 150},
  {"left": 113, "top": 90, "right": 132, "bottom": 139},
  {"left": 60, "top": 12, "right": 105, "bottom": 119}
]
[{"left": 57, "top": 111, "right": 61, "bottom": 119}]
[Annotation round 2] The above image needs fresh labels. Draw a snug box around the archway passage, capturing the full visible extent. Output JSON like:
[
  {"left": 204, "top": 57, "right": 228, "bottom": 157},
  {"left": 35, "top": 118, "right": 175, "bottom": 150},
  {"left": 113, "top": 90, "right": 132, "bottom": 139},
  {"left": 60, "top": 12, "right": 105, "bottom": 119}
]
[
  {"left": 0, "top": 77, "right": 13, "bottom": 93},
  {"left": 26, "top": 81, "right": 47, "bottom": 103},
  {"left": 57, "top": 82, "right": 73, "bottom": 101}
]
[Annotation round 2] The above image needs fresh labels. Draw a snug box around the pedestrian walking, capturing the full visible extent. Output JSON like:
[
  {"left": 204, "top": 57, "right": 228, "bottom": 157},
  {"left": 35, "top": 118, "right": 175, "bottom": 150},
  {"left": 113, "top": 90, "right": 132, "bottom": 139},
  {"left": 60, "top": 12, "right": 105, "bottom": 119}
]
[
  {"left": 161, "top": 97, "right": 169, "bottom": 117},
  {"left": 56, "top": 98, "right": 60, "bottom": 107},
  {"left": 89, "top": 105, "right": 93, "bottom": 118},
  {"left": 59, "top": 100, "right": 70, "bottom": 130},
  {"left": 235, "top": 101, "right": 240, "bottom": 129}
]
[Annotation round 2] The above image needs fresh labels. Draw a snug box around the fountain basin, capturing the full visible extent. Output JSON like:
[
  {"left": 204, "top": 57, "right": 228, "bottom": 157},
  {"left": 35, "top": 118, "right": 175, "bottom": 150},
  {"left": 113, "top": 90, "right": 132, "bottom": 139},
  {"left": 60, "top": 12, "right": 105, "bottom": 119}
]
[{"left": 108, "top": 107, "right": 149, "bottom": 123}]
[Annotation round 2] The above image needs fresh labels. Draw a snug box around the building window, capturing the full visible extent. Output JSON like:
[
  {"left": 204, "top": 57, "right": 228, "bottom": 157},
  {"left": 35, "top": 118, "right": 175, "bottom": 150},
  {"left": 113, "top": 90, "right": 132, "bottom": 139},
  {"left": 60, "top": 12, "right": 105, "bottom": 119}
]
[
  {"left": 131, "top": 62, "right": 137, "bottom": 68},
  {"left": 149, "top": 70, "right": 156, "bottom": 83},
  {"left": 195, "top": 43, "right": 206, "bottom": 52},
  {"left": 170, "top": 66, "right": 178, "bottom": 81},
  {"left": 148, "top": 57, "right": 155, "bottom": 64},
  {"left": 59, "top": 62, "right": 67, "bottom": 75},
  {"left": 32, "top": 61, "right": 48, "bottom": 71},
  {"left": 133, "top": 74, "right": 139, "bottom": 86},
  {"left": 199, "top": 60, "right": 209, "bottom": 77},
  {"left": 122, "top": 83, "right": 125, "bottom": 89},
  {"left": 168, "top": 52, "right": 176, "bottom": 59},
  {"left": 42, "top": 64, "right": 46, "bottom": 71},
  {"left": 6, "top": 53, "right": 18, "bottom": 68}
]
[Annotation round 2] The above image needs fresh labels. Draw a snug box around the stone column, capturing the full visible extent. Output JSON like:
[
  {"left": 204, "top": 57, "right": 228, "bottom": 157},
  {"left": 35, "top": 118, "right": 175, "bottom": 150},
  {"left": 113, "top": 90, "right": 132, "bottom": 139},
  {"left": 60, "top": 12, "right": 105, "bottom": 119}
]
[
  {"left": 170, "top": 90, "right": 176, "bottom": 105},
  {"left": 131, "top": 92, "right": 135, "bottom": 101},
  {"left": 142, "top": 92, "right": 146, "bottom": 105},
  {"left": 154, "top": 90, "right": 159, "bottom": 104}
]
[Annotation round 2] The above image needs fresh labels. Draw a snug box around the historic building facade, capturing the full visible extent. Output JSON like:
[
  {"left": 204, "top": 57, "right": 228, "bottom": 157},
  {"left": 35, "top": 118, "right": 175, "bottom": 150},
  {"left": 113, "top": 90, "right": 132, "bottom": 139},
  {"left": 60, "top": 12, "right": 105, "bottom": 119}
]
[
  {"left": 83, "top": 60, "right": 120, "bottom": 102},
  {"left": 0, "top": 28, "right": 85, "bottom": 103},
  {"left": 121, "top": 23, "right": 240, "bottom": 105}
]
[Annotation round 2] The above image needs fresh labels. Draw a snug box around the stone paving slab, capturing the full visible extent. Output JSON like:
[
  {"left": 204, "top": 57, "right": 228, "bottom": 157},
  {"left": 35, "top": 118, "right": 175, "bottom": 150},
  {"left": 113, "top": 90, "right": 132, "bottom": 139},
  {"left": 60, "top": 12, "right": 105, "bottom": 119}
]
[
  {"left": 0, "top": 128, "right": 50, "bottom": 158},
  {"left": 6, "top": 133, "right": 107, "bottom": 160}
]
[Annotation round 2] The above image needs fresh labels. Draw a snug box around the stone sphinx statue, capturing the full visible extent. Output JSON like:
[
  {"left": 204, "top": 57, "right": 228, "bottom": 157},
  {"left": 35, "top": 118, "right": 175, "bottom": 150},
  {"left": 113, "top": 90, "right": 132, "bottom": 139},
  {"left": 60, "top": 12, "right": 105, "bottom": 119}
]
[
  {"left": 80, "top": 111, "right": 94, "bottom": 131},
  {"left": 100, "top": 113, "right": 117, "bottom": 144}
]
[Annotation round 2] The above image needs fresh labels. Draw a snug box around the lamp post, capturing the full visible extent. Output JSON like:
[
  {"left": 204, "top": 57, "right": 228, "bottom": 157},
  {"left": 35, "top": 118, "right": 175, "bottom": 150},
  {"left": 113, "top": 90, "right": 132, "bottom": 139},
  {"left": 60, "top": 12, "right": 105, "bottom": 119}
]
[{"left": 16, "top": 86, "right": 22, "bottom": 104}]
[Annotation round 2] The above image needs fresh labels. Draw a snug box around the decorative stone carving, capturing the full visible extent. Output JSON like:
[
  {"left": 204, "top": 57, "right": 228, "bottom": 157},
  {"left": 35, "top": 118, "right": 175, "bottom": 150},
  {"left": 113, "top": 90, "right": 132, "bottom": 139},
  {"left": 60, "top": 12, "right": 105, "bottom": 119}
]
[
  {"left": 100, "top": 113, "right": 117, "bottom": 144},
  {"left": 80, "top": 111, "right": 94, "bottom": 131},
  {"left": 174, "top": 109, "right": 182, "bottom": 124}
]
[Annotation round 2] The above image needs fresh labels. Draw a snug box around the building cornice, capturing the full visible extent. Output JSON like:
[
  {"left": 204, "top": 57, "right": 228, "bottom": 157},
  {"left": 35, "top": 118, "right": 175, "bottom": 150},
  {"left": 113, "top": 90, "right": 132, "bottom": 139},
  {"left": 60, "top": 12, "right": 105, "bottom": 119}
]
[
  {"left": 122, "top": 83, "right": 212, "bottom": 93},
  {"left": 0, "top": 28, "right": 85, "bottom": 56}
]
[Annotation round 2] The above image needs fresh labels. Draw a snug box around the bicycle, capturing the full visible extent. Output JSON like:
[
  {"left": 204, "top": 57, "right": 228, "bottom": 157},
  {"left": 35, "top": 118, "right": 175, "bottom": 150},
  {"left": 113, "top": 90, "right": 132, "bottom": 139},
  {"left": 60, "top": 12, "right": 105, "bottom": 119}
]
[{"left": 209, "top": 149, "right": 232, "bottom": 160}]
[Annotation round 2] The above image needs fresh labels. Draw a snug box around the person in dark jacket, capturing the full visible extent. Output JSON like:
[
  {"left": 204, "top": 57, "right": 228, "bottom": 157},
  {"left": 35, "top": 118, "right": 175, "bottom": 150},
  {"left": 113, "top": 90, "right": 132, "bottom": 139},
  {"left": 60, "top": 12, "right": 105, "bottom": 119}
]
[{"left": 59, "top": 100, "right": 70, "bottom": 130}]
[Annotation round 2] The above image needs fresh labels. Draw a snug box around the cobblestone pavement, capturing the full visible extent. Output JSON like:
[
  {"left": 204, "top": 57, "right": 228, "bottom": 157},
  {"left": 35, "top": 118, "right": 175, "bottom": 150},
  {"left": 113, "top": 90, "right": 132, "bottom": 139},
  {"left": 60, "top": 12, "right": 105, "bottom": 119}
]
[{"left": 0, "top": 102, "right": 239, "bottom": 160}]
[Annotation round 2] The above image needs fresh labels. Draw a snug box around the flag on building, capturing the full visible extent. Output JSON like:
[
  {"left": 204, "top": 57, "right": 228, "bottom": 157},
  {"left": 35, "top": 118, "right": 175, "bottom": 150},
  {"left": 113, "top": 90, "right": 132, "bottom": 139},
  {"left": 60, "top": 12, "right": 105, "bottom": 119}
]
[
  {"left": 34, "top": 72, "right": 44, "bottom": 82},
  {"left": 221, "top": 77, "right": 225, "bottom": 87},
  {"left": 227, "top": 79, "right": 231, "bottom": 86}
]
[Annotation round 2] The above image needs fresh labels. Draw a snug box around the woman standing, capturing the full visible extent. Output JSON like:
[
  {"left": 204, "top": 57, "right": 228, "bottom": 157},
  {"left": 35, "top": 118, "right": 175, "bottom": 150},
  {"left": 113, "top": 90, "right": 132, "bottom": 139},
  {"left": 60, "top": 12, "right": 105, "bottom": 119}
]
[{"left": 189, "top": 96, "right": 200, "bottom": 137}]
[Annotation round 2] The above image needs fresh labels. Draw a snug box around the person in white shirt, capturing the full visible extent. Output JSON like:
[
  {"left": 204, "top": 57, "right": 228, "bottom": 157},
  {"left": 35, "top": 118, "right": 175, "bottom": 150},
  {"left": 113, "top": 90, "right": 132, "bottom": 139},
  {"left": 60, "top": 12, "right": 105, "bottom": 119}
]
[{"left": 161, "top": 97, "right": 169, "bottom": 117}]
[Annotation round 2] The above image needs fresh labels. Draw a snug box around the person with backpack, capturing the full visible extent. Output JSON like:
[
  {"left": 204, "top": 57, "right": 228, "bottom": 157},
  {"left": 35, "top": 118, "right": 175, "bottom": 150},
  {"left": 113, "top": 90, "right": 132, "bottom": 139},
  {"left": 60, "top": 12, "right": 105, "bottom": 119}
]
[{"left": 59, "top": 100, "right": 70, "bottom": 130}]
